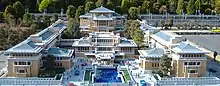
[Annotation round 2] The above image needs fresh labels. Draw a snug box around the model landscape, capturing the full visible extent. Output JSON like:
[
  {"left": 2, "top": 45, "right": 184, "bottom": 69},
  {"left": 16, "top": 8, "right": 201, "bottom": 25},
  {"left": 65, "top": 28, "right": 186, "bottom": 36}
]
[{"left": 0, "top": 0, "right": 220, "bottom": 86}]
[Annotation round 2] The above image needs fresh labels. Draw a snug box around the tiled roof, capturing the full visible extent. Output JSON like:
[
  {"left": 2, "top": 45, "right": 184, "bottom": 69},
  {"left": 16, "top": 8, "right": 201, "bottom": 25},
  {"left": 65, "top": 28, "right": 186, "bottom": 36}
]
[
  {"left": 40, "top": 31, "right": 54, "bottom": 41},
  {"left": 4, "top": 19, "right": 66, "bottom": 53},
  {"left": 154, "top": 32, "right": 172, "bottom": 41},
  {"left": 72, "top": 37, "right": 91, "bottom": 46},
  {"left": 90, "top": 6, "right": 114, "bottom": 13},
  {"left": 138, "top": 48, "right": 164, "bottom": 58},
  {"left": 172, "top": 42, "right": 205, "bottom": 53},
  {"left": 117, "top": 38, "right": 137, "bottom": 47},
  {"left": 79, "top": 13, "right": 92, "bottom": 18},
  {"left": 48, "top": 48, "right": 73, "bottom": 57}
]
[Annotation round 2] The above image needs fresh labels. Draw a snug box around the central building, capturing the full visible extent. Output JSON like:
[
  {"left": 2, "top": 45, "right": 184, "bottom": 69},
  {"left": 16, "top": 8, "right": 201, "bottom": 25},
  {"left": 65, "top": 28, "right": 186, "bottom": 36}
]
[
  {"left": 73, "top": 32, "right": 137, "bottom": 64},
  {"left": 79, "top": 6, "right": 125, "bottom": 33}
]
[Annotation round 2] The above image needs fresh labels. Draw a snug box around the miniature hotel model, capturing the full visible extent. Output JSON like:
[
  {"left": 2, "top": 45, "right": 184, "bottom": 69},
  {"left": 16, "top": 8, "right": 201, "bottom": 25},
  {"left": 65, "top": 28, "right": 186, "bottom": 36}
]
[{"left": 0, "top": 6, "right": 220, "bottom": 86}]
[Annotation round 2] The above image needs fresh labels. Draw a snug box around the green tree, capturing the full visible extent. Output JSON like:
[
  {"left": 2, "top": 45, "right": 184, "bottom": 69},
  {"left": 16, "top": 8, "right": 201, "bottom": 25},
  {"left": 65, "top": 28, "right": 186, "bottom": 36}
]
[
  {"left": 0, "top": 12, "right": 4, "bottom": 22},
  {"left": 195, "top": 0, "right": 201, "bottom": 10},
  {"left": 115, "top": 6, "right": 122, "bottom": 14},
  {"left": 152, "top": 2, "right": 160, "bottom": 14},
  {"left": 216, "top": 0, "right": 220, "bottom": 14},
  {"left": 62, "top": 18, "right": 81, "bottom": 39},
  {"left": 106, "top": 0, "right": 114, "bottom": 10},
  {"left": 186, "top": 0, "right": 195, "bottom": 14},
  {"left": 159, "top": 5, "right": 167, "bottom": 14},
  {"left": 4, "top": 5, "right": 14, "bottom": 24},
  {"left": 51, "top": 14, "right": 58, "bottom": 23},
  {"left": 96, "top": 0, "right": 104, "bottom": 7},
  {"left": 66, "top": 5, "right": 76, "bottom": 19},
  {"left": 160, "top": 54, "right": 172, "bottom": 77},
  {"left": 13, "top": 1, "right": 24, "bottom": 24},
  {"left": 85, "top": 1, "right": 96, "bottom": 13},
  {"left": 21, "top": 13, "right": 33, "bottom": 27},
  {"left": 128, "top": 7, "right": 139, "bottom": 20},
  {"left": 75, "top": 6, "right": 84, "bottom": 19},
  {"left": 38, "top": 0, "right": 52, "bottom": 12},
  {"left": 204, "top": 8, "right": 212, "bottom": 14},
  {"left": 169, "top": 0, "right": 177, "bottom": 14},
  {"left": 133, "top": 29, "right": 144, "bottom": 47},
  {"left": 141, "top": 1, "right": 150, "bottom": 14},
  {"left": 176, "top": 0, "right": 184, "bottom": 15},
  {"left": 130, "top": 0, "right": 138, "bottom": 7},
  {"left": 43, "top": 15, "right": 51, "bottom": 27},
  {"left": 121, "top": 0, "right": 130, "bottom": 14}
]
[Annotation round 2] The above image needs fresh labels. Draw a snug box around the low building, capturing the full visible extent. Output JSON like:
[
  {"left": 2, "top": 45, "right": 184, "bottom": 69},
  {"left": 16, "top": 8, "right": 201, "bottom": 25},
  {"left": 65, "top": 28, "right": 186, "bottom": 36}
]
[
  {"left": 138, "top": 48, "right": 164, "bottom": 70},
  {"left": 171, "top": 42, "right": 207, "bottom": 77},
  {"left": 149, "top": 31, "right": 207, "bottom": 77},
  {"left": 4, "top": 19, "right": 74, "bottom": 77},
  {"left": 73, "top": 32, "right": 137, "bottom": 64},
  {"left": 79, "top": 6, "right": 125, "bottom": 33}
]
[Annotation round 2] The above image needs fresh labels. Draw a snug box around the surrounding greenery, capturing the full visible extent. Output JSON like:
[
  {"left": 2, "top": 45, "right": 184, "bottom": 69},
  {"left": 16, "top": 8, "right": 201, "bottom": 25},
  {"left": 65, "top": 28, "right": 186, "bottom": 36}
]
[
  {"left": 62, "top": 18, "right": 81, "bottom": 39},
  {"left": 0, "top": 0, "right": 219, "bottom": 15},
  {"left": 153, "top": 55, "right": 172, "bottom": 77},
  {"left": 66, "top": 5, "right": 76, "bottom": 19},
  {"left": 122, "top": 70, "right": 131, "bottom": 83},
  {"left": 124, "top": 20, "right": 144, "bottom": 47},
  {"left": 75, "top": 6, "right": 85, "bottom": 20},
  {"left": 128, "top": 7, "right": 139, "bottom": 20},
  {"left": 84, "top": 70, "right": 92, "bottom": 82}
]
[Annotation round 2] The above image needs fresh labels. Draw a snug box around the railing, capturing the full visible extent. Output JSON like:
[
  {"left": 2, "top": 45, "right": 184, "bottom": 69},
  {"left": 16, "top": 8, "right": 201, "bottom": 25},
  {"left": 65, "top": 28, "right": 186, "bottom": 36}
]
[
  {"left": 0, "top": 75, "right": 63, "bottom": 85},
  {"left": 88, "top": 83, "right": 129, "bottom": 86}
]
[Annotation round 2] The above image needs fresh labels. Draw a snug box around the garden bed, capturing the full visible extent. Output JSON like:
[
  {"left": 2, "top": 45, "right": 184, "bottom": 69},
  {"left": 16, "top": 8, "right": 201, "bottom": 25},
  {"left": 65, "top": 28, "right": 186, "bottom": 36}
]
[
  {"left": 122, "top": 70, "right": 131, "bottom": 83},
  {"left": 84, "top": 70, "right": 92, "bottom": 82}
]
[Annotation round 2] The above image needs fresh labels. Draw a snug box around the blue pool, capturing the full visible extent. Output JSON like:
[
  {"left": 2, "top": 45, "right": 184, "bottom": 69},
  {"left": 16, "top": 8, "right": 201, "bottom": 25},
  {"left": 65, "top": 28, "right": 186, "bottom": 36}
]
[{"left": 94, "top": 68, "right": 122, "bottom": 83}]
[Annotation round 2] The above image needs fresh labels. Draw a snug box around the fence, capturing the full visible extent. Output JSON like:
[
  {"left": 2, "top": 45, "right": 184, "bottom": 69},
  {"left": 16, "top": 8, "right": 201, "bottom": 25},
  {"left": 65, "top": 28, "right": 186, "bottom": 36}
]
[{"left": 0, "top": 76, "right": 63, "bottom": 85}]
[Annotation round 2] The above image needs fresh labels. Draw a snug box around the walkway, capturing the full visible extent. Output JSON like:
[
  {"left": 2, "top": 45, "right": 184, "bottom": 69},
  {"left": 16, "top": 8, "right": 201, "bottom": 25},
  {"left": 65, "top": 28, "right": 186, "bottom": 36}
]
[{"left": 62, "top": 58, "right": 92, "bottom": 86}]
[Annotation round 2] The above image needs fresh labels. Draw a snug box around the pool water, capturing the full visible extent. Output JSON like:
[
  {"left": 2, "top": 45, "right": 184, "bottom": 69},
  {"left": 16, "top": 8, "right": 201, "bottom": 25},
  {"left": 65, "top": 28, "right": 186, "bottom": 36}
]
[{"left": 94, "top": 68, "right": 122, "bottom": 83}]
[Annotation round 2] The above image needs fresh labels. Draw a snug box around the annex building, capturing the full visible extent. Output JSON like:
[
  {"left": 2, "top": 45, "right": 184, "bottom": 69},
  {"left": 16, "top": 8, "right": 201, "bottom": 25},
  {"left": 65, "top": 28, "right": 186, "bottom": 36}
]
[{"left": 4, "top": 19, "right": 74, "bottom": 77}]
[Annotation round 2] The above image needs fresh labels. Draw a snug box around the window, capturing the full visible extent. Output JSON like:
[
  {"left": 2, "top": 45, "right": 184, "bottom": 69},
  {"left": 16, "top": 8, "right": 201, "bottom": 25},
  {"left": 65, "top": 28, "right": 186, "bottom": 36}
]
[
  {"left": 152, "top": 63, "right": 154, "bottom": 67},
  {"left": 14, "top": 62, "right": 17, "bottom": 65},
  {"left": 27, "top": 62, "right": 31, "bottom": 65},
  {"left": 188, "top": 70, "right": 197, "bottom": 73},
  {"left": 189, "top": 62, "right": 196, "bottom": 65},
  {"left": 184, "top": 62, "right": 187, "bottom": 65},
  {"left": 197, "top": 62, "right": 200, "bottom": 65},
  {"left": 18, "top": 70, "right": 25, "bottom": 73}
]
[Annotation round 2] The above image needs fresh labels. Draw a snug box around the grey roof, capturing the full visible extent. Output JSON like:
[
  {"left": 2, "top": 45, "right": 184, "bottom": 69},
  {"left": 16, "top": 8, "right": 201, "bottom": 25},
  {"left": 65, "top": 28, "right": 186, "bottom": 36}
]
[
  {"left": 79, "top": 13, "right": 92, "bottom": 18},
  {"left": 4, "top": 19, "right": 66, "bottom": 53},
  {"left": 117, "top": 37, "right": 137, "bottom": 47},
  {"left": 40, "top": 31, "right": 54, "bottom": 41},
  {"left": 93, "top": 14, "right": 113, "bottom": 20},
  {"left": 154, "top": 32, "right": 172, "bottom": 41},
  {"left": 48, "top": 48, "right": 73, "bottom": 57},
  {"left": 90, "top": 6, "right": 114, "bottom": 13},
  {"left": 172, "top": 42, "right": 205, "bottom": 53},
  {"left": 5, "top": 39, "right": 42, "bottom": 53},
  {"left": 72, "top": 37, "right": 91, "bottom": 47},
  {"left": 138, "top": 48, "right": 164, "bottom": 58}
]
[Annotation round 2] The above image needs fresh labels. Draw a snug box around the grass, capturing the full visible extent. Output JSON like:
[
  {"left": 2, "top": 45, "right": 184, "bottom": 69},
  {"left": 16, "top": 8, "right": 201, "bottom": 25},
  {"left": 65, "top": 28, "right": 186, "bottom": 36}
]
[
  {"left": 84, "top": 70, "right": 92, "bottom": 82},
  {"left": 210, "top": 28, "right": 220, "bottom": 32},
  {"left": 122, "top": 70, "right": 131, "bottom": 83}
]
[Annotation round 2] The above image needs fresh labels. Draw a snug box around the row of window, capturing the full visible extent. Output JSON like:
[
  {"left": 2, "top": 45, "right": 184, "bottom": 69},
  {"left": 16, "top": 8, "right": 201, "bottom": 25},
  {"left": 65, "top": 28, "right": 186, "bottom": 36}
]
[
  {"left": 146, "top": 58, "right": 160, "bottom": 61},
  {"left": 14, "top": 62, "right": 31, "bottom": 65},
  {"left": 121, "top": 47, "right": 133, "bottom": 52},
  {"left": 92, "top": 39, "right": 114, "bottom": 43},
  {"left": 184, "top": 62, "right": 200, "bottom": 65},
  {"left": 97, "top": 47, "right": 112, "bottom": 51},
  {"left": 17, "top": 69, "right": 26, "bottom": 73},
  {"left": 152, "top": 63, "right": 160, "bottom": 67},
  {"left": 55, "top": 57, "right": 63, "bottom": 60},
  {"left": 181, "top": 54, "right": 203, "bottom": 57},
  {"left": 56, "top": 63, "right": 62, "bottom": 66},
  {"left": 12, "top": 54, "right": 38, "bottom": 57}
]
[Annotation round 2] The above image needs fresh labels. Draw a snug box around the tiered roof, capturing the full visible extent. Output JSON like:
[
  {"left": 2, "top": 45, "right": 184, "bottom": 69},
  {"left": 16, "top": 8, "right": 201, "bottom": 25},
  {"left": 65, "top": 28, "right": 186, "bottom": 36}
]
[
  {"left": 138, "top": 48, "right": 164, "bottom": 58},
  {"left": 5, "top": 19, "right": 66, "bottom": 53},
  {"left": 172, "top": 42, "right": 207, "bottom": 54}
]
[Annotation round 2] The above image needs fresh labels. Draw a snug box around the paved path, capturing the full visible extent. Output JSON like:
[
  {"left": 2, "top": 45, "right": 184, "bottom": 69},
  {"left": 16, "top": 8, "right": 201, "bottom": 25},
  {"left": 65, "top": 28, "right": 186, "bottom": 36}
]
[
  {"left": 62, "top": 58, "right": 92, "bottom": 86},
  {"left": 206, "top": 59, "right": 220, "bottom": 78}
]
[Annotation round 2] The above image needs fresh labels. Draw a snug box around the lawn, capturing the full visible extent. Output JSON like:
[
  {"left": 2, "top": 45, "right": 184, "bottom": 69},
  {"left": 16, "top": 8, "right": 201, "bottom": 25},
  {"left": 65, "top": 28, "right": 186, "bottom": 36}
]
[
  {"left": 84, "top": 70, "right": 92, "bottom": 82},
  {"left": 122, "top": 70, "right": 131, "bottom": 83}
]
